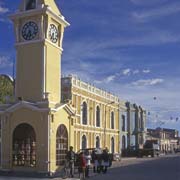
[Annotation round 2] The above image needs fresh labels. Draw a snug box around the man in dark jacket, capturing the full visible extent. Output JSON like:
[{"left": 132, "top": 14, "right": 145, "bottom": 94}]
[
  {"left": 66, "top": 146, "right": 75, "bottom": 178},
  {"left": 101, "top": 148, "right": 110, "bottom": 173}
]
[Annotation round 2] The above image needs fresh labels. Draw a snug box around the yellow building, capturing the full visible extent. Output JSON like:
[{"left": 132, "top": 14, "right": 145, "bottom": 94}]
[
  {"left": 62, "top": 75, "right": 120, "bottom": 153},
  {"left": 0, "top": 0, "right": 146, "bottom": 175},
  {"left": 0, "top": 0, "right": 75, "bottom": 175}
]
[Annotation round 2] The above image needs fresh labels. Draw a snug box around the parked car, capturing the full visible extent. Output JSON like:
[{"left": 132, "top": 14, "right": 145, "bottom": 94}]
[
  {"left": 175, "top": 148, "right": 180, "bottom": 153},
  {"left": 138, "top": 140, "right": 160, "bottom": 158},
  {"left": 113, "top": 153, "right": 121, "bottom": 161}
]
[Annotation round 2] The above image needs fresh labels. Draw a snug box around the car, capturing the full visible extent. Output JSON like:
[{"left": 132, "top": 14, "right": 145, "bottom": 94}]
[
  {"left": 175, "top": 149, "right": 180, "bottom": 153},
  {"left": 113, "top": 153, "right": 121, "bottom": 161}
]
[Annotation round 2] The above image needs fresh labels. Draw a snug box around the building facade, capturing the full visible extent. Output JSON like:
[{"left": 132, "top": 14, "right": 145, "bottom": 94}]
[
  {"left": 147, "top": 128, "right": 179, "bottom": 153},
  {"left": 61, "top": 76, "right": 120, "bottom": 154},
  {"left": 119, "top": 101, "right": 128, "bottom": 153},
  {"left": 126, "top": 102, "right": 146, "bottom": 150},
  {"left": 0, "top": 0, "right": 75, "bottom": 174},
  {"left": 126, "top": 102, "right": 136, "bottom": 149},
  {"left": 0, "top": 0, "right": 148, "bottom": 175},
  {"left": 134, "top": 105, "right": 146, "bottom": 149}
]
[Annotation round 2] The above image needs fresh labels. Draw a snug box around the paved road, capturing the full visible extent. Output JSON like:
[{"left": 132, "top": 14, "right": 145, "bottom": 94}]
[
  {"left": 90, "top": 155, "right": 180, "bottom": 180},
  {"left": 0, "top": 155, "right": 180, "bottom": 180}
]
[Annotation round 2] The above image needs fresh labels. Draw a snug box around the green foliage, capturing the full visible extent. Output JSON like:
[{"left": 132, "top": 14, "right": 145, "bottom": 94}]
[{"left": 0, "top": 76, "right": 14, "bottom": 104}]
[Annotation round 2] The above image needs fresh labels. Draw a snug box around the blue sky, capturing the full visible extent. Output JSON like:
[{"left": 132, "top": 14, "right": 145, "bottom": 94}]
[{"left": 0, "top": 0, "right": 180, "bottom": 131}]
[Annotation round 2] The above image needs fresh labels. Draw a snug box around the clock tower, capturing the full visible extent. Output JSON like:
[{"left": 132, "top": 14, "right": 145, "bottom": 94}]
[
  {"left": 0, "top": 0, "right": 76, "bottom": 175},
  {"left": 10, "top": 0, "right": 69, "bottom": 104}
]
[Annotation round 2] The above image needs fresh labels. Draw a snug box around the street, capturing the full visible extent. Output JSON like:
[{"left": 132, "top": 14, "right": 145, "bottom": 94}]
[
  {"left": 91, "top": 154, "right": 180, "bottom": 180},
  {"left": 0, "top": 155, "right": 180, "bottom": 180}
]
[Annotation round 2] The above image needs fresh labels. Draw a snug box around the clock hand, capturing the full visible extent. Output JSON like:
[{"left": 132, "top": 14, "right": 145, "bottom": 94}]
[{"left": 27, "top": 29, "right": 32, "bottom": 38}]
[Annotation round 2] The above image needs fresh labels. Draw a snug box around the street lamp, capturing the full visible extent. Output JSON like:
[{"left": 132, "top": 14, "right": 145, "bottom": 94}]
[{"left": 104, "top": 101, "right": 115, "bottom": 148}]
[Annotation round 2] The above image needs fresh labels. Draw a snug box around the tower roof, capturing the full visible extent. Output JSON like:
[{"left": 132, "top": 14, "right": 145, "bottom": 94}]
[{"left": 19, "top": 0, "right": 61, "bottom": 16}]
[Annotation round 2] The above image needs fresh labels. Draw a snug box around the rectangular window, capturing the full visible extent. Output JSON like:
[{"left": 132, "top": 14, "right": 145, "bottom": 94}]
[
  {"left": 26, "top": 0, "right": 36, "bottom": 10},
  {"left": 122, "top": 115, "right": 126, "bottom": 131}
]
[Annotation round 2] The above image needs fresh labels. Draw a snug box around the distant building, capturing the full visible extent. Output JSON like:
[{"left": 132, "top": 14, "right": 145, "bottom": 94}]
[
  {"left": 134, "top": 104, "right": 146, "bottom": 149},
  {"left": 119, "top": 101, "right": 128, "bottom": 153},
  {"left": 126, "top": 102, "right": 146, "bottom": 151},
  {"left": 126, "top": 102, "right": 136, "bottom": 149},
  {"left": 147, "top": 128, "right": 179, "bottom": 152}
]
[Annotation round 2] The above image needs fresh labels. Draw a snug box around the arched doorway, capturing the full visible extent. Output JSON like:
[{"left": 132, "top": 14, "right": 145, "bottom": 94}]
[
  {"left": 56, "top": 124, "right": 68, "bottom": 166},
  {"left": 111, "top": 137, "right": 115, "bottom": 154},
  {"left": 122, "top": 135, "right": 126, "bottom": 150},
  {"left": 13, "top": 123, "right": 36, "bottom": 167},
  {"left": 96, "top": 136, "right": 100, "bottom": 148},
  {"left": 82, "top": 135, "right": 87, "bottom": 149}
]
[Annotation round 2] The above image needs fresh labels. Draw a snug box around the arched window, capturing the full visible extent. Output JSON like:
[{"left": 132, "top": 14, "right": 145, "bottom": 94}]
[
  {"left": 96, "top": 106, "right": 100, "bottom": 127},
  {"left": 111, "top": 137, "right": 115, "bottom": 154},
  {"left": 26, "top": 0, "right": 36, "bottom": 10},
  {"left": 82, "top": 135, "right": 87, "bottom": 149},
  {"left": 96, "top": 136, "right": 100, "bottom": 148},
  {"left": 122, "top": 135, "right": 126, "bottom": 150},
  {"left": 122, "top": 115, "right": 126, "bottom": 131},
  {"left": 56, "top": 124, "right": 68, "bottom": 166},
  {"left": 111, "top": 111, "right": 114, "bottom": 129},
  {"left": 82, "top": 102, "right": 87, "bottom": 125},
  {"left": 13, "top": 123, "right": 36, "bottom": 167}
]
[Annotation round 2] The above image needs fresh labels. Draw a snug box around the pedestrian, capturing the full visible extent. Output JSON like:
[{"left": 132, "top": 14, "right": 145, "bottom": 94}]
[
  {"left": 66, "top": 146, "right": 75, "bottom": 178},
  {"left": 62, "top": 159, "right": 70, "bottom": 179},
  {"left": 92, "top": 149, "right": 102, "bottom": 173},
  {"left": 78, "top": 152, "right": 86, "bottom": 180},
  {"left": 97, "top": 153, "right": 102, "bottom": 173},
  {"left": 85, "top": 150, "right": 91, "bottom": 177},
  {"left": 101, "top": 148, "right": 110, "bottom": 174},
  {"left": 91, "top": 150, "right": 97, "bottom": 173}
]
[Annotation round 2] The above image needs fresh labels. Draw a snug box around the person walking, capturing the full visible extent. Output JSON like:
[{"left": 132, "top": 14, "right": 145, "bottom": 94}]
[
  {"left": 91, "top": 150, "right": 97, "bottom": 173},
  {"left": 66, "top": 146, "right": 75, "bottom": 178},
  {"left": 85, "top": 150, "right": 91, "bottom": 177},
  {"left": 101, "top": 148, "right": 110, "bottom": 174},
  {"left": 78, "top": 152, "right": 86, "bottom": 180}
]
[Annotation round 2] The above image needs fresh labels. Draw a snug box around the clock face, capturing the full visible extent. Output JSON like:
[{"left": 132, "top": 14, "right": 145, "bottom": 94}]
[
  {"left": 49, "top": 24, "right": 58, "bottom": 43},
  {"left": 22, "top": 21, "right": 38, "bottom": 41}
]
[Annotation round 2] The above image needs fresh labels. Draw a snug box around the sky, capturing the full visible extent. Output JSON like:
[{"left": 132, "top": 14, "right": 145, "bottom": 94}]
[{"left": 0, "top": 0, "right": 180, "bottom": 131}]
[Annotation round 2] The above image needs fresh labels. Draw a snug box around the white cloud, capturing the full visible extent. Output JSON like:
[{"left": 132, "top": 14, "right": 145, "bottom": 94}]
[
  {"left": 132, "top": 2, "right": 180, "bottom": 22},
  {"left": 0, "top": 6, "right": 9, "bottom": 14},
  {"left": 133, "top": 70, "right": 140, "bottom": 74},
  {"left": 94, "top": 75, "right": 116, "bottom": 84},
  {"left": 105, "top": 75, "right": 116, "bottom": 83},
  {"left": 132, "top": 78, "right": 164, "bottom": 86},
  {"left": 130, "top": 0, "right": 169, "bottom": 6},
  {"left": 0, "top": 56, "right": 13, "bottom": 68},
  {"left": 94, "top": 80, "right": 103, "bottom": 84},
  {"left": 143, "top": 69, "right": 151, "bottom": 73},
  {"left": 122, "top": 68, "right": 131, "bottom": 76}
]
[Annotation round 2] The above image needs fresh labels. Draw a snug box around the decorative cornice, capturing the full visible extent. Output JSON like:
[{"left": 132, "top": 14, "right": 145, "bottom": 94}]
[{"left": 0, "top": 101, "right": 49, "bottom": 114}]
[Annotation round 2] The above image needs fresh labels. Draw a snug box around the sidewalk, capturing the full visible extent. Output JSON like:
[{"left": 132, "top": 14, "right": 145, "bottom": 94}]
[{"left": 0, "top": 158, "right": 142, "bottom": 180}]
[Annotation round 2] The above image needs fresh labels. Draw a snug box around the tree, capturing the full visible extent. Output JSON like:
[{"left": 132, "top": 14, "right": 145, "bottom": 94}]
[{"left": 0, "top": 75, "right": 14, "bottom": 104}]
